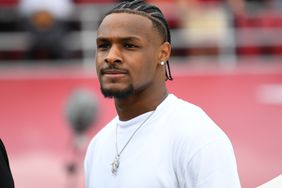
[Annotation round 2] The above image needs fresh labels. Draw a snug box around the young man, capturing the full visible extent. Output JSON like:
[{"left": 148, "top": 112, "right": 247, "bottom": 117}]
[
  {"left": 0, "top": 139, "right": 14, "bottom": 188},
  {"left": 84, "top": 0, "right": 241, "bottom": 187}
]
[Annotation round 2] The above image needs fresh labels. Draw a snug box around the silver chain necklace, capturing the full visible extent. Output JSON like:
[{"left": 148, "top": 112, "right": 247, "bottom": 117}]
[{"left": 111, "top": 110, "right": 156, "bottom": 175}]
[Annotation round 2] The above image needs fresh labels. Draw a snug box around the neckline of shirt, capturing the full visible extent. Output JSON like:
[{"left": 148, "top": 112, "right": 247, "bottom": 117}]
[{"left": 116, "top": 94, "right": 174, "bottom": 128}]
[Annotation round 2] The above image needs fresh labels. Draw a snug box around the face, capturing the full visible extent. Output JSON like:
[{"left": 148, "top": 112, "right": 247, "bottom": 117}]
[{"left": 96, "top": 13, "right": 168, "bottom": 99}]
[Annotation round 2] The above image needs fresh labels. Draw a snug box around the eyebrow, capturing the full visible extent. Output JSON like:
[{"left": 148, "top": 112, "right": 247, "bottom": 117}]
[{"left": 96, "top": 36, "right": 143, "bottom": 43}]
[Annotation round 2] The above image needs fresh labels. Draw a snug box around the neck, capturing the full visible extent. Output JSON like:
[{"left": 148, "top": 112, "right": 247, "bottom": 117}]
[{"left": 114, "top": 87, "right": 168, "bottom": 121}]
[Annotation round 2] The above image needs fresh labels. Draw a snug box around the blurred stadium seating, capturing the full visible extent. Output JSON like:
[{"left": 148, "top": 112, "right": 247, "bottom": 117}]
[{"left": 0, "top": 0, "right": 282, "bottom": 64}]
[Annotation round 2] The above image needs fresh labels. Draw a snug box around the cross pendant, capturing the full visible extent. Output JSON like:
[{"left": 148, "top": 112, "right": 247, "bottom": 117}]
[{"left": 111, "top": 155, "right": 120, "bottom": 175}]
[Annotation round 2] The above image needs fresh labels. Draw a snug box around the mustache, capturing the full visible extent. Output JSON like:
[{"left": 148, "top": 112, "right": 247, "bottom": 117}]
[{"left": 100, "top": 65, "right": 129, "bottom": 75}]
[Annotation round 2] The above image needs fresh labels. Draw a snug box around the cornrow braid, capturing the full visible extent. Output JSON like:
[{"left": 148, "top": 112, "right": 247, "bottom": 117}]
[{"left": 101, "top": 0, "right": 173, "bottom": 81}]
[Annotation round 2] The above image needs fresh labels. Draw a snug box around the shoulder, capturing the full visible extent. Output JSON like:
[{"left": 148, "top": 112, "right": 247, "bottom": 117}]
[
  {"left": 87, "top": 117, "right": 116, "bottom": 145},
  {"left": 0, "top": 139, "right": 11, "bottom": 167},
  {"left": 164, "top": 97, "right": 240, "bottom": 186},
  {"left": 164, "top": 94, "right": 206, "bottom": 120},
  {"left": 164, "top": 94, "right": 221, "bottom": 134},
  {"left": 85, "top": 117, "right": 116, "bottom": 159},
  {"left": 162, "top": 94, "right": 232, "bottom": 154},
  {"left": 0, "top": 139, "right": 14, "bottom": 188}
]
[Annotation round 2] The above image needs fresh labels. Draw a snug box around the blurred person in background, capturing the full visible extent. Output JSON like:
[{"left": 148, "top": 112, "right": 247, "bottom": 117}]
[
  {"left": 0, "top": 139, "right": 14, "bottom": 188},
  {"left": 149, "top": 0, "right": 244, "bottom": 59},
  {"left": 18, "top": 0, "right": 74, "bottom": 60},
  {"left": 84, "top": 0, "right": 240, "bottom": 187}
]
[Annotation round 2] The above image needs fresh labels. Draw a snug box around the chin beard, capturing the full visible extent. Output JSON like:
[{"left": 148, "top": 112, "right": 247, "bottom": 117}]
[{"left": 101, "top": 85, "right": 134, "bottom": 99}]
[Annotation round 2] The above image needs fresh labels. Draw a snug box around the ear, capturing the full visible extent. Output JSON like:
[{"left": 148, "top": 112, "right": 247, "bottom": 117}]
[{"left": 158, "top": 42, "right": 171, "bottom": 63}]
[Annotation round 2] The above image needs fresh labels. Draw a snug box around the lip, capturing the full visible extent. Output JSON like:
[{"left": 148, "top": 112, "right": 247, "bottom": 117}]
[
  {"left": 101, "top": 68, "right": 128, "bottom": 78},
  {"left": 102, "top": 69, "right": 127, "bottom": 74}
]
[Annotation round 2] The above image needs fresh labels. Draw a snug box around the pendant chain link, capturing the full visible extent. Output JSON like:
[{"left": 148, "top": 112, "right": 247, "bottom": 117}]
[{"left": 111, "top": 110, "right": 156, "bottom": 175}]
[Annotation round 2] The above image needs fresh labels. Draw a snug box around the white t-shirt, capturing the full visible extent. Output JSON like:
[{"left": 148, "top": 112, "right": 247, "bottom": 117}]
[{"left": 84, "top": 94, "right": 241, "bottom": 188}]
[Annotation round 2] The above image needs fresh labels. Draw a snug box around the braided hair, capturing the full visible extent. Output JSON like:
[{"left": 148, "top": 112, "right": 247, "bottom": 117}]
[{"left": 100, "top": 0, "right": 173, "bottom": 81}]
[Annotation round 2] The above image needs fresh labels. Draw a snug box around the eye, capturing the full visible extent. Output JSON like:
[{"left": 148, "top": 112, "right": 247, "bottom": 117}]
[
  {"left": 97, "top": 43, "right": 110, "bottom": 50},
  {"left": 124, "top": 43, "right": 138, "bottom": 49}
]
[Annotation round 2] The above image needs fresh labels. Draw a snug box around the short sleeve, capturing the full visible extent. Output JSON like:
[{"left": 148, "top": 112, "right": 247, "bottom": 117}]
[{"left": 184, "top": 139, "right": 241, "bottom": 188}]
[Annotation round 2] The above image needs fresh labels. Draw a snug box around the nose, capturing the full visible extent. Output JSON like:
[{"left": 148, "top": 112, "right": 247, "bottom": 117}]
[{"left": 104, "top": 45, "right": 122, "bottom": 65}]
